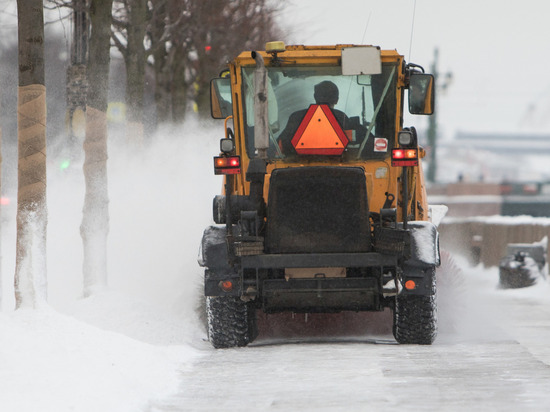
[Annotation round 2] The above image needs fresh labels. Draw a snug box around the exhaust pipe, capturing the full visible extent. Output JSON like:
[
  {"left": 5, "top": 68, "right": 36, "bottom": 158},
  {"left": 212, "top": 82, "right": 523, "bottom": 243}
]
[{"left": 251, "top": 51, "right": 269, "bottom": 159}]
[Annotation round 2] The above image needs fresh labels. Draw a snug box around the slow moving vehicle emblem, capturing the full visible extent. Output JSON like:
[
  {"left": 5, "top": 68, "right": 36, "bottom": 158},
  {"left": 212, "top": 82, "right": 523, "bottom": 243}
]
[{"left": 291, "top": 104, "right": 350, "bottom": 155}]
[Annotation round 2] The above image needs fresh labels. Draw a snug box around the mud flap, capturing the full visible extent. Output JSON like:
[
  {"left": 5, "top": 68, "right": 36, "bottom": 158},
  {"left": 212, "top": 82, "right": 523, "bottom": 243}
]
[
  {"left": 199, "top": 225, "right": 240, "bottom": 297},
  {"left": 198, "top": 225, "right": 230, "bottom": 269},
  {"left": 400, "top": 264, "right": 436, "bottom": 296},
  {"left": 399, "top": 221, "right": 439, "bottom": 297},
  {"left": 405, "top": 221, "right": 440, "bottom": 267}
]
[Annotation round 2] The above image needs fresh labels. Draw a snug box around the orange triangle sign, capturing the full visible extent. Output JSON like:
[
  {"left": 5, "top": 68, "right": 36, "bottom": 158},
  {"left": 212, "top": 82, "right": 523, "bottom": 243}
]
[{"left": 291, "top": 104, "right": 349, "bottom": 155}]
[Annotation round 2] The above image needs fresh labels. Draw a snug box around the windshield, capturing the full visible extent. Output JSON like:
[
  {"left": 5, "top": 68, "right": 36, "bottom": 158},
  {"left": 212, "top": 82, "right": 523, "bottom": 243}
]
[{"left": 241, "top": 63, "right": 397, "bottom": 161}]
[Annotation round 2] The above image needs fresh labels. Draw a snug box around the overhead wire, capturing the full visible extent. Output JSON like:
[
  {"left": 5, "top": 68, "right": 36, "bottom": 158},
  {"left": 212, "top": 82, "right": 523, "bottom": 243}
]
[
  {"left": 408, "top": 0, "right": 417, "bottom": 62},
  {"left": 361, "top": 11, "right": 372, "bottom": 44}
]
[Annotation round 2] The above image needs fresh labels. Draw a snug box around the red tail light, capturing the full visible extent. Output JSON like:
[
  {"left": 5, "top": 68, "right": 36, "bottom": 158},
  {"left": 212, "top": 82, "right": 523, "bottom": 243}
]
[
  {"left": 214, "top": 156, "right": 241, "bottom": 175},
  {"left": 391, "top": 148, "right": 418, "bottom": 167}
]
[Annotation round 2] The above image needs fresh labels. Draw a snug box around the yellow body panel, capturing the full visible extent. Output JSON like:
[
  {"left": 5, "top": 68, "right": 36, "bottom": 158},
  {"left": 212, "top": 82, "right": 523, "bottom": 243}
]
[{"left": 223, "top": 44, "right": 429, "bottom": 222}]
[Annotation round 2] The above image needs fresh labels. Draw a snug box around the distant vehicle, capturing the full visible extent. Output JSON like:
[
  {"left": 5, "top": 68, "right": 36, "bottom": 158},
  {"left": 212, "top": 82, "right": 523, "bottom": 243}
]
[
  {"left": 499, "top": 240, "right": 547, "bottom": 288},
  {"left": 199, "top": 42, "right": 440, "bottom": 348}
]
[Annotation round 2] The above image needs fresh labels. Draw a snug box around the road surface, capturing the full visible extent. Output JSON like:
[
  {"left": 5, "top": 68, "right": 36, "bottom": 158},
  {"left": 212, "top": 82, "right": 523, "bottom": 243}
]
[{"left": 150, "top": 267, "right": 550, "bottom": 411}]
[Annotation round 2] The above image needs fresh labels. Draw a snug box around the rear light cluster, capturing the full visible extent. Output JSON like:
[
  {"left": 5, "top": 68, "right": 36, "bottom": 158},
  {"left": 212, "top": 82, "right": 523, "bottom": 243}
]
[
  {"left": 391, "top": 148, "right": 418, "bottom": 167},
  {"left": 214, "top": 156, "right": 241, "bottom": 175},
  {"left": 220, "top": 280, "right": 233, "bottom": 292}
]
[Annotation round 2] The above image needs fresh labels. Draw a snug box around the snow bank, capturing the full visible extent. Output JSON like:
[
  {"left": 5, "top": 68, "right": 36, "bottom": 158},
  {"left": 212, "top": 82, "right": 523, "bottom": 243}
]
[
  {"left": 1, "top": 121, "right": 220, "bottom": 411},
  {"left": 0, "top": 306, "right": 198, "bottom": 412},
  {"left": 429, "top": 204, "right": 448, "bottom": 227},
  {"left": 444, "top": 214, "right": 550, "bottom": 226},
  {"left": 436, "top": 251, "right": 550, "bottom": 344}
]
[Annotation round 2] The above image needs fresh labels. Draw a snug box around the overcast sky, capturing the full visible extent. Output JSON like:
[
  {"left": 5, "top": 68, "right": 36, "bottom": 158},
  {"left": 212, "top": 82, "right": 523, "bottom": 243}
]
[
  {"left": 2, "top": 1, "right": 549, "bottom": 140},
  {"left": 280, "top": 0, "right": 550, "bottom": 139}
]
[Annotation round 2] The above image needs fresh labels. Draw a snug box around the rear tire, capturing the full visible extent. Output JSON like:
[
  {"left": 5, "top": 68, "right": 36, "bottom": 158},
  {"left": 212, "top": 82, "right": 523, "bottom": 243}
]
[
  {"left": 206, "top": 296, "right": 258, "bottom": 349},
  {"left": 393, "top": 271, "right": 437, "bottom": 344}
]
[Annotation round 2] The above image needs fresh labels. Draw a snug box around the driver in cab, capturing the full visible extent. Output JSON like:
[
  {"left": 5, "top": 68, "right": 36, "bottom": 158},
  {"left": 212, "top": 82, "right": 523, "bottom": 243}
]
[{"left": 277, "top": 80, "right": 367, "bottom": 157}]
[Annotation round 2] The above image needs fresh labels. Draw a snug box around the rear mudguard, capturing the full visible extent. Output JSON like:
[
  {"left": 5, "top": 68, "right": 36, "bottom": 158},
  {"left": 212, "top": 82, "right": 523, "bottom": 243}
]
[
  {"left": 198, "top": 225, "right": 229, "bottom": 269},
  {"left": 199, "top": 225, "right": 241, "bottom": 297},
  {"left": 405, "top": 221, "right": 440, "bottom": 267},
  {"left": 400, "top": 221, "right": 440, "bottom": 296}
]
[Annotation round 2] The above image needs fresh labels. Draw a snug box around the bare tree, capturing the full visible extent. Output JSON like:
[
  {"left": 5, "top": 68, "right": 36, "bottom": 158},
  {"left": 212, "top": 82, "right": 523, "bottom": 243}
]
[
  {"left": 148, "top": 0, "right": 171, "bottom": 124},
  {"left": 66, "top": 0, "right": 89, "bottom": 154},
  {"left": 75, "top": 0, "right": 287, "bottom": 134},
  {"left": 15, "top": 0, "right": 47, "bottom": 308},
  {"left": 112, "top": 0, "right": 148, "bottom": 145},
  {"left": 53, "top": 0, "right": 287, "bottom": 136},
  {"left": 144, "top": 0, "right": 286, "bottom": 124},
  {"left": 81, "top": 0, "right": 113, "bottom": 297},
  {"left": 190, "top": 0, "right": 286, "bottom": 115}
]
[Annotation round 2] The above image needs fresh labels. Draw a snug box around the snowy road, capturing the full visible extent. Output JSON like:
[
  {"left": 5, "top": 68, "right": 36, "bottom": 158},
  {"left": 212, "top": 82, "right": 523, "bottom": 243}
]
[
  {"left": 150, "top": 267, "right": 550, "bottom": 412},
  {"left": 3, "top": 133, "right": 549, "bottom": 411}
]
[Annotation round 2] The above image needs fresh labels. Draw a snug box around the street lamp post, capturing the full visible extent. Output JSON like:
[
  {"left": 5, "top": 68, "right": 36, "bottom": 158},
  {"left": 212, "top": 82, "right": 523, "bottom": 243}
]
[{"left": 427, "top": 48, "right": 452, "bottom": 183}]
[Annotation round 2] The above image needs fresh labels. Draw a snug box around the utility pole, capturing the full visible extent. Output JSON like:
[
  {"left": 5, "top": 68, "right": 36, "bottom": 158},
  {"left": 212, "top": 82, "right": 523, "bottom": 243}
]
[{"left": 426, "top": 48, "right": 452, "bottom": 183}]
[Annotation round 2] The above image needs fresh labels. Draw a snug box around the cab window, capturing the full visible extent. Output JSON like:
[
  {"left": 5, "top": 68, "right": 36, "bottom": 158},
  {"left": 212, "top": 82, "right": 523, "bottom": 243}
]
[{"left": 241, "top": 63, "right": 397, "bottom": 160}]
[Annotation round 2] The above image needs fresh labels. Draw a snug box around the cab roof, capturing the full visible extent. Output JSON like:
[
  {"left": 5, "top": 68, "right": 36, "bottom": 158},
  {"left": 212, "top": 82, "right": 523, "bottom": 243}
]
[{"left": 234, "top": 44, "right": 402, "bottom": 66}]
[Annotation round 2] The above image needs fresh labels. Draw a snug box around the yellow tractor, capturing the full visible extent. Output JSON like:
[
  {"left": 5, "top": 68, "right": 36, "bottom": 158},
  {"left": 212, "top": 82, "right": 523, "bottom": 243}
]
[{"left": 200, "top": 42, "right": 439, "bottom": 348}]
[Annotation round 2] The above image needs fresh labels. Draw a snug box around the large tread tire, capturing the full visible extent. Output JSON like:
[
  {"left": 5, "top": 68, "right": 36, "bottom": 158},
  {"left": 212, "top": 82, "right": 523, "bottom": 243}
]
[
  {"left": 393, "top": 272, "right": 437, "bottom": 345},
  {"left": 206, "top": 296, "right": 258, "bottom": 349}
]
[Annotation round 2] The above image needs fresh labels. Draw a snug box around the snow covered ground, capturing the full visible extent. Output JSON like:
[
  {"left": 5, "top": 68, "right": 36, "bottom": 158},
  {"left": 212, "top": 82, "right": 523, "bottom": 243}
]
[
  {"left": 146, "top": 254, "right": 550, "bottom": 411},
  {"left": 0, "top": 123, "right": 218, "bottom": 411},
  {"left": 1, "top": 123, "right": 550, "bottom": 411}
]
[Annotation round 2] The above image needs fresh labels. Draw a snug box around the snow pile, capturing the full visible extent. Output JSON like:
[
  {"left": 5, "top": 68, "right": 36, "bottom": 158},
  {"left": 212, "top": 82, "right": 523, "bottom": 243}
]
[
  {"left": 0, "top": 121, "right": 220, "bottom": 411},
  {"left": 437, "top": 251, "right": 550, "bottom": 343},
  {"left": 445, "top": 214, "right": 550, "bottom": 226},
  {"left": 429, "top": 204, "right": 448, "bottom": 227},
  {"left": 0, "top": 305, "right": 198, "bottom": 412}
]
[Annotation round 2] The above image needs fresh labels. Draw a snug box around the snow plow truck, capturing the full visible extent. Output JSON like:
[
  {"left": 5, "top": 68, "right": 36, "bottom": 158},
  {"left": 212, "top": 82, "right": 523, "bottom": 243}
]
[{"left": 199, "top": 42, "right": 440, "bottom": 348}]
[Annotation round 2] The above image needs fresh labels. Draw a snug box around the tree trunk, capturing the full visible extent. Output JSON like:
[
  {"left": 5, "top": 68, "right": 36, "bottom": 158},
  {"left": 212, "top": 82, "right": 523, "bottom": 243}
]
[
  {"left": 170, "top": 44, "right": 188, "bottom": 123},
  {"left": 124, "top": 0, "right": 147, "bottom": 146},
  {"left": 66, "top": 0, "right": 88, "bottom": 156},
  {"left": 150, "top": 1, "right": 172, "bottom": 125},
  {"left": 15, "top": 0, "right": 47, "bottom": 309},
  {"left": 81, "top": 0, "right": 112, "bottom": 297}
]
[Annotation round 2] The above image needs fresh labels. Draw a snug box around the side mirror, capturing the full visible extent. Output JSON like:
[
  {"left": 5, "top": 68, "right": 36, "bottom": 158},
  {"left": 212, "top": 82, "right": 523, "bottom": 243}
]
[
  {"left": 408, "top": 74, "right": 435, "bottom": 115},
  {"left": 210, "top": 78, "right": 232, "bottom": 119}
]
